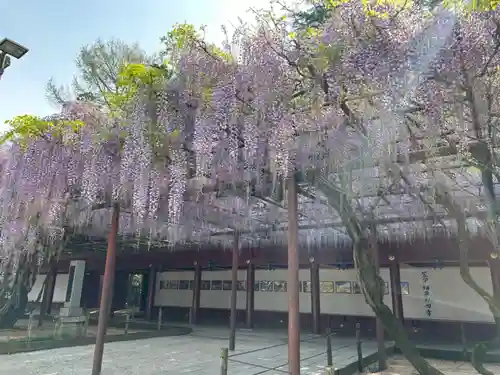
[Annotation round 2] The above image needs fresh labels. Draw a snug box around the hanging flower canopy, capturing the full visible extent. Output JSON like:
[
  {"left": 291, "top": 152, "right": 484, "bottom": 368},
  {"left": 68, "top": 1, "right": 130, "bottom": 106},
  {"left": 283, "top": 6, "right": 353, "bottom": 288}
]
[{"left": 0, "top": 2, "right": 498, "bottom": 269}]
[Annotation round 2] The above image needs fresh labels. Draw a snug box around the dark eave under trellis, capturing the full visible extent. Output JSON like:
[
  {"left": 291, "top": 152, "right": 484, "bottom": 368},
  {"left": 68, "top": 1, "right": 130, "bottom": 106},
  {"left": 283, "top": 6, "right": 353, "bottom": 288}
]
[{"left": 58, "top": 233, "right": 495, "bottom": 274}]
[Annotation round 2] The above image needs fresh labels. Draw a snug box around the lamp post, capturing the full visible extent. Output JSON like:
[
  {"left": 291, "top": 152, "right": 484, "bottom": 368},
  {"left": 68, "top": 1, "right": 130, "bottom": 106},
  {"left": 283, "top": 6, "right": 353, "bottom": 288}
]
[{"left": 0, "top": 38, "right": 29, "bottom": 79}]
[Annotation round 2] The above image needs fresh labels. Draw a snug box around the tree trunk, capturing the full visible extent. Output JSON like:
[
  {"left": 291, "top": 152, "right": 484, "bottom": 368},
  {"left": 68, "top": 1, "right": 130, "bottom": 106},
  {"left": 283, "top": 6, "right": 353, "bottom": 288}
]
[
  {"left": 311, "top": 176, "right": 445, "bottom": 375},
  {"left": 0, "top": 257, "right": 37, "bottom": 329},
  {"left": 354, "top": 240, "right": 446, "bottom": 375},
  {"left": 435, "top": 181, "right": 500, "bottom": 375},
  {"left": 0, "top": 278, "right": 29, "bottom": 329},
  {"left": 455, "top": 225, "right": 500, "bottom": 375}
]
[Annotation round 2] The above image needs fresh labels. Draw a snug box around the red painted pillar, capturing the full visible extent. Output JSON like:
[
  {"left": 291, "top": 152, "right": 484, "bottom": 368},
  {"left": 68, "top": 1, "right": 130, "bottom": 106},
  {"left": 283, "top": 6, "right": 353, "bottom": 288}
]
[
  {"left": 245, "top": 260, "right": 255, "bottom": 329},
  {"left": 310, "top": 258, "right": 321, "bottom": 334},
  {"left": 190, "top": 262, "right": 202, "bottom": 325},
  {"left": 389, "top": 256, "right": 404, "bottom": 322},
  {"left": 92, "top": 204, "right": 120, "bottom": 375},
  {"left": 229, "top": 235, "right": 239, "bottom": 351},
  {"left": 287, "top": 175, "right": 300, "bottom": 375},
  {"left": 145, "top": 265, "right": 157, "bottom": 320}
]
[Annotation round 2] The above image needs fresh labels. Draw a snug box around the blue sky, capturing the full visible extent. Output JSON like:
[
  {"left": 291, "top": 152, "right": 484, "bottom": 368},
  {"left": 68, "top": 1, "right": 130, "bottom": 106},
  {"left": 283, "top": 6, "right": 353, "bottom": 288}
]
[{"left": 0, "top": 0, "right": 271, "bottom": 130}]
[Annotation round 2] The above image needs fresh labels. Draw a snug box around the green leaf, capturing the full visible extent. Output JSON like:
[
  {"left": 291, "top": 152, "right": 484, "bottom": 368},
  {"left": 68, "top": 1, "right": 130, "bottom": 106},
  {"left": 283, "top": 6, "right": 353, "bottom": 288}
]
[{"left": 2, "top": 115, "right": 84, "bottom": 148}]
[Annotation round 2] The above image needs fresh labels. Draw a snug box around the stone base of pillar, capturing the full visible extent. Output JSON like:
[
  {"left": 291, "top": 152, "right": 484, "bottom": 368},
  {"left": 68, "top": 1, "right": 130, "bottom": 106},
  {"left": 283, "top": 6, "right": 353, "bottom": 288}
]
[
  {"left": 59, "top": 305, "right": 83, "bottom": 317},
  {"left": 56, "top": 315, "right": 88, "bottom": 337}
]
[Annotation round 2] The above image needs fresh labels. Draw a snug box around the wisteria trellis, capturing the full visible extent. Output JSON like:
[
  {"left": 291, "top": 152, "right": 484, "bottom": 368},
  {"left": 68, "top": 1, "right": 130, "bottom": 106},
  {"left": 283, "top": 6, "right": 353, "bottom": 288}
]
[
  {"left": 0, "top": 2, "right": 500, "bottom": 374},
  {"left": 1, "top": 0, "right": 500, "bottom": 343},
  {"left": 1, "top": 1, "right": 499, "bottom": 277}
]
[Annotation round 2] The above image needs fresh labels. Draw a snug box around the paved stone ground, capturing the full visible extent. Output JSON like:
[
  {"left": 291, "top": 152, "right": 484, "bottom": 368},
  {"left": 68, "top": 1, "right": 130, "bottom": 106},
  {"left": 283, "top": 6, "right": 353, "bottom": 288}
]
[
  {"left": 0, "top": 326, "right": 387, "bottom": 375},
  {"left": 368, "top": 355, "right": 500, "bottom": 374}
]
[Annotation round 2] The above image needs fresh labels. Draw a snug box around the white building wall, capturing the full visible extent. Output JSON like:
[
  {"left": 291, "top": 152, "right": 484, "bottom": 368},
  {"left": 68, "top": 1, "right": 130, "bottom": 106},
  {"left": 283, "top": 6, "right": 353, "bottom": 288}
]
[
  {"left": 155, "top": 271, "right": 194, "bottom": 307},
  {"left": 254, "top": 269, "right": 311, "bottom": 312},
  {"left": 318, "top": 268, "right": 393, "bottom": 316},
  {"left": 400, "top": 266, "right": 493, "bottom": 322},
  {"left": 150, "top": 266, "right": 495, "bottom": 323},
  {"left": 199, "top": 270, "right": 247, "bottom": 310},
  {"left": 28, "top": 273, "right": 69, "bottom": 303}
]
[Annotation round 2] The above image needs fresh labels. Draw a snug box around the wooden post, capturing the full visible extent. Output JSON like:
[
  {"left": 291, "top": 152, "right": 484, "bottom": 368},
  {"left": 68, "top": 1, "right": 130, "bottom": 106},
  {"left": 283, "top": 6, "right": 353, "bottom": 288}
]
[
  {"left": 220, "top": 347, "right": 229, "bottom": 375},
  {"left": 83, "top": 311, "right": 90, "bottom": 336},
  {"left": 245, "top": 261, "right": 255, "bottom": 329},
  {"left": 190, "top": 262, "right": 202, "bottom": 325},
  {"left": 157, "top": 307, "right": 163, "bottom": 331},
  {"left": 52, "top": 316, "right": 60, "bottom": 339},
  {"left": 57, "top": 318, "right": 63, "bottom": 338},
  {"left": 27, "top": 312, "right": 34, "bottom": 345},
  {"left": 356, "top": 322, "right": 363, "bottom": 373},
  {"left": 145, "top": 266, "right": 156, "bottom": 320},
  {"left": 326, "top": 328, "right": 333, "bottom": 366},
  {"left": 389, "top": 256, "right": 404, "bottom": 323},
  {"left": 229, "top": 235, "right": 239, "bottom": 351},
  {"left": 310, "top": 258, "right": 321, "bottom": 334},
  {"left": 325, "top": 368, "right": 340, "bottom": 375},
  {"left": 124, "top": 313, "right": 130, "bottom": 335},
  {"left": 91, "top": 203, "right": 120, "bottom": 375},
  {"left": 287, "top": 174, "right": 301, "bottom": 375},
  {"left": 460, "top": 322, "right": 468, "bottom": 360}
]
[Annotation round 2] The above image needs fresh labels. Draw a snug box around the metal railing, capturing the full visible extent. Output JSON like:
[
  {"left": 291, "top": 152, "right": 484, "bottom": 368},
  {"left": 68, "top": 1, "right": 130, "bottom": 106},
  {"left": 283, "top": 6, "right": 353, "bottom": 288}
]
[
  {"left": 219, "top": 324, "right": 365, "bottom": 375},
  {"left": 85, "top": 306, "right": 174, "bottom": 333}
]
